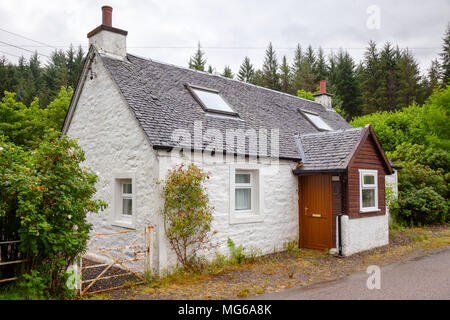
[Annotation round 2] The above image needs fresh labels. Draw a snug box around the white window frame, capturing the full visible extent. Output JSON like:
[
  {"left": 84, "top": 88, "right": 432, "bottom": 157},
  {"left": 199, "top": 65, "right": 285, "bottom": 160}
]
[
  {"left": 359, "top": 169, "right": 380, "bottom": 213},
  {"left": 111, "top": 173, "right": 137, "bottom": 229},
  {"left": 229, "top": 164, "right": 263, "bottom": 224}
]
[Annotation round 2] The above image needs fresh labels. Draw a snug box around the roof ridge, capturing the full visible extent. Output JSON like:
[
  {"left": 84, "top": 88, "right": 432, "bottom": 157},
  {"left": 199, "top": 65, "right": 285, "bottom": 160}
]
[{"left": 126, "top": 53, "right": 326, "bottom": 107}]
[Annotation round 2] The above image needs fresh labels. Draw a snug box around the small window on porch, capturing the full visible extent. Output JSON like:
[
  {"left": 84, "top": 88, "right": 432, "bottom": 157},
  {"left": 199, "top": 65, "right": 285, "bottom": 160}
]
[{"left": 359, "top": 169, "right": 379, "bottom": 212}]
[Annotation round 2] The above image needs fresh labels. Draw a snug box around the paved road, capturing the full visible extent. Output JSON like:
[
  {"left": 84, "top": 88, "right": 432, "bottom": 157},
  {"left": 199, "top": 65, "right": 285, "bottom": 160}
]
[{"left": 253, "top": 247, "right": 450, "bottom": 300}]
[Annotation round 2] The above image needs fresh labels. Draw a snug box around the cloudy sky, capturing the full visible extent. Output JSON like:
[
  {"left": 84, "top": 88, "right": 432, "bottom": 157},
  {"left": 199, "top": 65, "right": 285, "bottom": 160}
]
[{"left": 0, "top": 0, "right": 448, "bottom": 74}]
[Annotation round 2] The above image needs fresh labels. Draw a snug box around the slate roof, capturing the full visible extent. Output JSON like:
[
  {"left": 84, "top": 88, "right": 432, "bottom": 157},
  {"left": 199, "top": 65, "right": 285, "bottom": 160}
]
[
  {"left": 100, "top": 53, "right": 353, "bottom": 160},
  {"left": 296, "top": 127, "right": 364, "bottom": 172}
]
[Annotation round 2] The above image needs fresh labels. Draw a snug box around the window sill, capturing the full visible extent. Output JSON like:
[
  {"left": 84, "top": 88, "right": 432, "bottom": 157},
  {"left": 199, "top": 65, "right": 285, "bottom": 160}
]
[
  {"left": 111, "top": 219, "right": 136, "bottom": 230},
  {"left": 229, "top": 213, "right": 263, "bottom": 225},
  {"left": 359, "top": 208, "right": 381, "bottom": 214}
]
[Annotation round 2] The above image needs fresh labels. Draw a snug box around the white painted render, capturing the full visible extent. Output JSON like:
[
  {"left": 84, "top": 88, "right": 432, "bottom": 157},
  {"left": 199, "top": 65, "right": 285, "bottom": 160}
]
[
  {"left": 156, "top": 152, "right": 300, "bottom": 272},
  {"left": 65, "top": 53, "right": 160, "bottom": 273},
  {"left": 88, "top": 29, "right": 127, "bottom": 60},
  {"left": 340, "top": 214, "right": 389, "bottom": 256}
]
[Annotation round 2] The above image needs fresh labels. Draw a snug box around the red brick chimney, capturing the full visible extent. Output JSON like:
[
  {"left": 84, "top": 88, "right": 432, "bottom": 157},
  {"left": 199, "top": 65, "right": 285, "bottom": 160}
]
[
  {"left": 313, "top": 80, "right": 333, "bottom": 110},
  {"left": 102, "top": 6, "right": 113, "bottom": 27},
  {"left": 319, "top": 80, "right": 326, "bottom": 94}
]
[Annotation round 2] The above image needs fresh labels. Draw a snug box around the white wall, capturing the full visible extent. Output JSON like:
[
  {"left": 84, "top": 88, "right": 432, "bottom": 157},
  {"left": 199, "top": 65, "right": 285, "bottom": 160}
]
[
  {"left": 156, "top": 152, "right": 299, "bottom": 272},
  {"left": 65, "top": 53, "right": 160, "bottom": 273},
  {"left": 340, "top": 214, "right": 389, "bottom": 256}
]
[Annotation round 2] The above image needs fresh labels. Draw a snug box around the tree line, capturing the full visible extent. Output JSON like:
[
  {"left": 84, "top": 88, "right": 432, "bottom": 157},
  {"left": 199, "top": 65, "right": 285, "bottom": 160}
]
[
  {"left": 0, "top": 45, "right": 84, "bottom": 107},
  {"left": 189, "top": 24, "right": 450, "bottom": 119},
  {"left": 0, "top": 25, "right": 449, "bottom": 120}
]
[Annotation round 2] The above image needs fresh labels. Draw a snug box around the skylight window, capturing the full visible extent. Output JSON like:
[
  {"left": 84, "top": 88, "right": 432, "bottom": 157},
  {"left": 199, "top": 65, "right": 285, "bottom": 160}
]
[
  {"left": 188, "top": 85, "right": 237, "bottom": 115},
  {"left": 301, "top": 110, "right": 333, "bottom": 131}
]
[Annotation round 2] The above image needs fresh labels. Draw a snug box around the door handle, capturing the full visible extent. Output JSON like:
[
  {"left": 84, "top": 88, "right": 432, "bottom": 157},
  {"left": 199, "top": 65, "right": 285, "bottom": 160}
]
[{"left": 304, "top": 207, "right": 309, "bottom": 216}]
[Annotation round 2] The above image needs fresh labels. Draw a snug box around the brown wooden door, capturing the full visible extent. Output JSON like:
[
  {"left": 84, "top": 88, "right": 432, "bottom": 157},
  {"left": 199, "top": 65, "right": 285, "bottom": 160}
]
[{"left": 299, "top": 175, "right": 332, "bottom": 250}]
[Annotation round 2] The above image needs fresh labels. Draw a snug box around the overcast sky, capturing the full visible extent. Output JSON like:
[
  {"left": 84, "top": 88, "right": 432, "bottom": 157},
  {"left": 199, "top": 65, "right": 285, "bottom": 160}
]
[{"left": 0, "top": 0, "right": 449, "bottom": 74}]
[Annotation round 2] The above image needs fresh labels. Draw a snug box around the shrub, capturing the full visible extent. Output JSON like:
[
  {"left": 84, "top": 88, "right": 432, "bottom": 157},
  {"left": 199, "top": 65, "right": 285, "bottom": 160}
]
[
  {"left": 390, "top": 187, "right": 448, "bottom": 226},
  {"left": 159, "top": 163, "right": 214, "bottom": 269},
  {"left": 227, "top": 238, "right": 246, "bottom": 264},
  {"left": 0, "top": 131, "right": 106, "bottom": 296}
]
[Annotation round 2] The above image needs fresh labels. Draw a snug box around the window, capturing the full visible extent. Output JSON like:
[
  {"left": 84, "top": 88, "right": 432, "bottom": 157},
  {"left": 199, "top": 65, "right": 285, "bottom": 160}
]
[
  {"left": 112, "top": 176, "right": 136, "bottom": 229},
  {"left": 235, "top": 173, "right": 252, "bottom": 211},
  {"left": 359, "top": 169, "right": 379, "bottom": 212},
  {"left": 121, "top": 180, "right": 133, "bottom": 216},
  {"left": 188, "top": 84, "right": 237, "bottom": 115},
  {"left": 229, "top": 166, "right": 263, "bottom": 224},
  {"left": 300, "top": 110, "right": 333, "bottom": 131}
]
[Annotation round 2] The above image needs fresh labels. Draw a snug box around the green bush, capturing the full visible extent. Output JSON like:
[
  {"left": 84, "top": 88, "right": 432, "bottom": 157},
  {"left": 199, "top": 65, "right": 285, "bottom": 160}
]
[
  {"left": 159, "top": 163, "right": 214, "bottom": 269},
  {"left": 0, "top": 131, "right": 106, "bottom": 296},
  {"left": 352, "top": 86, "right": 449, "bottom": 226},
  {"left": 390, "top": 187, "right": 448, "bottom": 226}
]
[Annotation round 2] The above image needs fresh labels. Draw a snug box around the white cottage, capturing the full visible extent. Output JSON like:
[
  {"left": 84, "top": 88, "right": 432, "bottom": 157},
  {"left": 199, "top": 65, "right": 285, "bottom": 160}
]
[{"left": 62, "top": 7, "right": 398, "bottom": 273}]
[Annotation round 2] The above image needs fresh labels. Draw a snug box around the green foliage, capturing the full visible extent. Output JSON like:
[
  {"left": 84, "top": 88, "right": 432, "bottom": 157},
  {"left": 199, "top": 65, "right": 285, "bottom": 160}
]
[
  {"left": 18, "top": 270, "right": 49, "bottom": 299},
  {"left": 237, "top": 57, "right": 256, "bottom": 84},
  {"left": 261, "top": 42, "right": 281, "bottom": 90},
  {"left": 0, "top": 87, "right": 72, "bottom": 149},
  {"left": 221, "top": 66, "right": 234, "bottom": 79},
  {"left": 0, "top": 131, "right": 106, "bottom": 296},
  {"left": 227, "top": 238, "right": 246, "bottom": 264},
  {"left": 352, "top": 87, "right": 449, "bottom": 226},
  {"left": 351, "top": 85, "right": 450, "bottom": 152},
  {"left": 159, "top": 163, "right": 214, "bottom": 269},
  {"left": 283, "top": 240, "right": 299, "bottom": 256},
  {"left": 296, "top": 89, "right": 315, "bottom": 101},
  {"left": 0, "top": 45, "right": 83, "bottom": 107},
  {"left": 188, "top": 42, "right": 207, "bottom": 71},
  {"left": 390, "top": 186, "right": 448, "bottom": 226}
]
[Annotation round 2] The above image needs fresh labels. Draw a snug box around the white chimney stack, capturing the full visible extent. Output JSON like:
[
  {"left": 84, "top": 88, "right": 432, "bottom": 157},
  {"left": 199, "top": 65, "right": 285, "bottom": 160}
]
[
  {"left": 313, "top": 80, "right": 333, "bottom": 110},
  {"left": 87, "top": 6, "right": 128, "bottom": 60}
]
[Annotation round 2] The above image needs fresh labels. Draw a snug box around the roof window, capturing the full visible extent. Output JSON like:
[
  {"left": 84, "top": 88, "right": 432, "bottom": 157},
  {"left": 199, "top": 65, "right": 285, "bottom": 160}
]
[
  {"left": 300, "top": 109, "right": 333, "bottom": 131},
  {"left": 187, "top": 84, "right": 237, "bottom": 116}
]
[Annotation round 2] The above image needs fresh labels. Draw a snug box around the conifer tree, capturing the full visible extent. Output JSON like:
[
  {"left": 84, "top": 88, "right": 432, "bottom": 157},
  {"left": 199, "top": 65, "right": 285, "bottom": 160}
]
[
  {"left": 221, "top": 65, "right": 234, "bottom": 79},
  {"left": 261, "top": 42, "right": 280, "bottom": 90},
  {"left": 279, "top": 56, "right": 292, "bottom": 93},
  {"left": 314, "top": 47, "right": 328, "bottom": 83},
  {"left": 292, "top": 44, "right": 304, "bottom": 92},
  {"left": 440, "top": 24, "right": 450, "bottom": 84},
  {"left": 188, "top": 42, "right": 206, "bottom": 71},
  {"left": 396, "top": 49, "right": 421, "bottom": 109},
  {"left": 378, "top": 42, "right": 400, "bottom": 111},
  {"left": 428, "top": 59, "right": 441, "bottom": 90},
  {"left": 361, "top": 41, "right": 382, "bottom": 113},
  {"left": 329, "top": 50, "right": 362, "bottom": 119},
  {"left": 237, "top": 56, "right": 255, "bottom": 83}
]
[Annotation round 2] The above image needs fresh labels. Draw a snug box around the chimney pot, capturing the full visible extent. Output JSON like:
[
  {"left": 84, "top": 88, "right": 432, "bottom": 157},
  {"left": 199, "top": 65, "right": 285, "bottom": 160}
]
[
  {"left": 102, "top": 6, "right": 113, "bottom": 27},
  {"left": 319, "top": 80, "right": 326, "bottom": 94}
]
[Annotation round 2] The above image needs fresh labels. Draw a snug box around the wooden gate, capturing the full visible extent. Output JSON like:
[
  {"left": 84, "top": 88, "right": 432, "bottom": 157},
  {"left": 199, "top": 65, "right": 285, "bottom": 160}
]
[
  {"left": 0, "top": 240, "right": 24, "bottom": 284},
  {"left": 299, "top": 175, "right": 332, "bottom": 250},
  {"left": 80, "top": 225, "right": 154, "bottom": 296}
]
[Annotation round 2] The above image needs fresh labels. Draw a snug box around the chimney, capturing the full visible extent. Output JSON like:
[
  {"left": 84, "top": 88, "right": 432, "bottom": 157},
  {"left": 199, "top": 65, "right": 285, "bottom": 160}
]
[
  {"left": 87, "top": 6, "right": 128, "bottom": 60},
  {"left": 102, "top": 6, "right": 113, "bottom": 26},
  {"left": 313, "top": 80, "right": 333, "bottom": 110}
]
